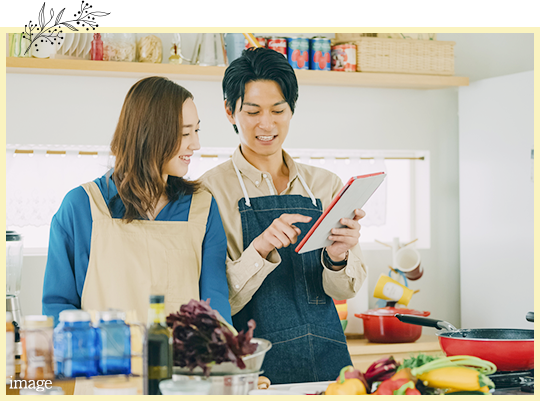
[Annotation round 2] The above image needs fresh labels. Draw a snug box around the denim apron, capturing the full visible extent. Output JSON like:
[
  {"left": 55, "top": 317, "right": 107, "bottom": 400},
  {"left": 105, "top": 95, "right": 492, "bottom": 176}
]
[{"left": 231, "top": 161, "right": 352, "bottom": 384}]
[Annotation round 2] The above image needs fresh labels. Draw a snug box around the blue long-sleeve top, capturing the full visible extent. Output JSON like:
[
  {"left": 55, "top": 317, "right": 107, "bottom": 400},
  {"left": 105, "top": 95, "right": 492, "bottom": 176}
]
[{"left": 42, "top": 172, "right": 232, "bottom": 326}]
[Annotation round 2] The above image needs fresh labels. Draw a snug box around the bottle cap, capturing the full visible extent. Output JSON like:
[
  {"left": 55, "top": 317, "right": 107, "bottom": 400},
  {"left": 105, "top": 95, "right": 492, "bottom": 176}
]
[
  {"left": 24, "top": 315, "right": 54, "bottom": 328},
  {"left": 97, "top": 309, "right": 126, "bottom": 322},
  {"left": 59, "top": 310, "right": 91, "bottom": 323},
  {"left": 149, "top": 295, "right": 165, "bottom": 304}
]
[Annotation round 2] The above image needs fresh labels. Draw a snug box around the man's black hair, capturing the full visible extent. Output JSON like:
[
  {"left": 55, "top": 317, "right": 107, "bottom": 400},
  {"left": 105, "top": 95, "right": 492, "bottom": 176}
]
[{"left": 223, "top": 47, "right": 299, "bottom": 121}]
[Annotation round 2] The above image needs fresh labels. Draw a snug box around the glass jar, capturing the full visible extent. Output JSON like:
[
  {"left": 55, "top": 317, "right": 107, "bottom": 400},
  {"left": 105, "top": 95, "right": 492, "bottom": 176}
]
[
  {"left": 54, "top": 310, "right": 99, "bottom": 378},
  {"left": 96, "top": 309, "right": 131, "bottom": 375},
  {"left": 102, "top": 33, "right": 136, "bottom": 62},
  {"left": 21, "top": 315, "right": 55, "bottom": 380},
  {"left": 9, "top": 33, "right": 32, "bottom": 58},
  {"left": 137, "top": 34, "right": 163, "bottom": 63}
]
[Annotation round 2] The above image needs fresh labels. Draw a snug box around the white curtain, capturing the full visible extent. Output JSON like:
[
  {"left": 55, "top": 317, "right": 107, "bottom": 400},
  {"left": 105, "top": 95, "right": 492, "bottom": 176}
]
[{"left": 6, "top": 145, "right": 388, "bottom": 237}]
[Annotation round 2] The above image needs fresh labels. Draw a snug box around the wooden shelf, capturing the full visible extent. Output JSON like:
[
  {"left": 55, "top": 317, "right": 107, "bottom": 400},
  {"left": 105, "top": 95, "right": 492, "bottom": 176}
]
[{"left": 6, "top": 57, "right": 469, "bottom": 90}]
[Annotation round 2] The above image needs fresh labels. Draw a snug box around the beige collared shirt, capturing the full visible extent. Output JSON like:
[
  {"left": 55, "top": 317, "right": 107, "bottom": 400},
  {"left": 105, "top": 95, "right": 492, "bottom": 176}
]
[{"left": 201, "top": 147, "right": 367, "bottom": 315}]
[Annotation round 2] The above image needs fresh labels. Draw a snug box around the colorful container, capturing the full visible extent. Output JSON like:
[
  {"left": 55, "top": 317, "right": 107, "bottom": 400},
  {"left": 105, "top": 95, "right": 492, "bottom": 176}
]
[
  {"left": 245, "top": 36, "right": 267, "bottom": 49},
  {"left": 54, "top": 310, "right": 99, "bottom": 378},
  {"left": 96, "top": 310, "right": 131, "bottom": 375},
  {"left": 267, "top": 36, "right": 287, "bottom": 59},
  {"left": 309, "top": 37, "right": 331, "bottom": 71},
  {"left": 286, "top": 37, "right": 309, "bottom": 70},
  {"left": 331, "top": 43, "right": 357, "bottom": 72}
]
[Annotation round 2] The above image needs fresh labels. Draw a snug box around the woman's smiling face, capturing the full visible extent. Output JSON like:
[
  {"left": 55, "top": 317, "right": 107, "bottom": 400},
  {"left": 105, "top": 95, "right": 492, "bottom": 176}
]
[{"left": 226, "top": 80, "right": 293, "bottom": 159}]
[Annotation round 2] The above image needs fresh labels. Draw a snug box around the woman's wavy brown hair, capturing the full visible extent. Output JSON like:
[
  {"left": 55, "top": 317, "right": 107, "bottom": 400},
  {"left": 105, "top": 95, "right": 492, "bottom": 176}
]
[{"left": 110, "top": 76, "right": 200, "bottom": 222}]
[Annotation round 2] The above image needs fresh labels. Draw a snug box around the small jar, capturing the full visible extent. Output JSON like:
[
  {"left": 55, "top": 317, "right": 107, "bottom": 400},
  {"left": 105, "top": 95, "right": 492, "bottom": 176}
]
[
  {"left": 137, "top": 34, "right": 163, "bottom": 63},
  {"left": 96, "top": 309, "right": 131, "bottom": 375},
  {"left": 102, "top": 33, "right": 136, "bottom": 62},
  {"left": 54, "top": 310, "right": 99, "bottom": 378},
  {"left": 21, "top": 315, "right": 55, "bottom": 380}
]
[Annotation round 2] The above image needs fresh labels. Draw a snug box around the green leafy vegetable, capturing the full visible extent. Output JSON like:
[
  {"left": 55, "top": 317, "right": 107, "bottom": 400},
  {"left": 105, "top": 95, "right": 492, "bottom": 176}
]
[{"left": 397, "top": 353, "right": 440, "bottom": 371}]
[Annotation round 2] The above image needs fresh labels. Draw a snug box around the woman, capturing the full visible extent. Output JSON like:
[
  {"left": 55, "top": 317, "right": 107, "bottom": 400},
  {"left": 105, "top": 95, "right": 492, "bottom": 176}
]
[
  {"left": 42, "top": 76, "right": 232, "bottom": 327},
  {"left": 201, "top": 47, "right": 367, "bottom": 384}
]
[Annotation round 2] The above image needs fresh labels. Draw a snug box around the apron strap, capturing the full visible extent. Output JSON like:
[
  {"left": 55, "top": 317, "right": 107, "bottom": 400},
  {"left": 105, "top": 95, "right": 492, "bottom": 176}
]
[
  {"left": 81, "top": 181, "right": 112, "bottom": 219},
  {"left": 232, "top": 160, "right": 251, "bottom": 207},
  {"left": 188, "top": 190, "right": 212, "bottom": 225},
  {"left": 297, "top": 173, "right": 318, "bottom": 207},
  {"left": 232, "top": 160, "right": 318, "bottom": 207}
]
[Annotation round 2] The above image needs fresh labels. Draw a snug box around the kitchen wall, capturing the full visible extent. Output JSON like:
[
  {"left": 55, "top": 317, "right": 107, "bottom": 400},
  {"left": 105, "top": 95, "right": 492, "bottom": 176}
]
[
  {"left": 458, "top": 70, "right": 534, "bottom": 329},
  {"left": 7, "top": 72, "right": 460, "bottom": 333}
]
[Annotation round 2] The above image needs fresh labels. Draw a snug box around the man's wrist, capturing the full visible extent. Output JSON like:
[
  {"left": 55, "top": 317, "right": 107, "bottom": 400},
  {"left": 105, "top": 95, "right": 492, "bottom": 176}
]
[{"left": 323, "top": 248, "right": 348, "bottom": 270}]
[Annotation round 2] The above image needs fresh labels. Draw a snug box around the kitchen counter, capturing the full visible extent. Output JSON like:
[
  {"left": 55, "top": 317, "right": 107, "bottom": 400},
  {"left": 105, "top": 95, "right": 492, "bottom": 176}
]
[{"left": 346, "top": 335, "right": 444, "bottom": 371}]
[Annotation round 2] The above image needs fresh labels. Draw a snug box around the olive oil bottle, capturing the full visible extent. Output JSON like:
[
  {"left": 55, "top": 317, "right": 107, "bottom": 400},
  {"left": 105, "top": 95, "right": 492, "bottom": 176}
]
[{"left": 147, "top": 295, "right": 172, "bottom": 395}]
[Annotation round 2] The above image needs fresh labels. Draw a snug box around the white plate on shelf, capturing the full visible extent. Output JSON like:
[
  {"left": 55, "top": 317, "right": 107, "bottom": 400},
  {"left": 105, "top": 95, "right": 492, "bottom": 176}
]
[
  {"left": 76, "top": 33, "right": 87, "bottom": 57},
  {"left": 57, "top": 32, "right": 73, "bottom": 55},
  {"left": 68, "top": 33, "right": 80, "bottom": 56},
  {"left": 83, "top": 33, "right": 92, "bottom": 57}
]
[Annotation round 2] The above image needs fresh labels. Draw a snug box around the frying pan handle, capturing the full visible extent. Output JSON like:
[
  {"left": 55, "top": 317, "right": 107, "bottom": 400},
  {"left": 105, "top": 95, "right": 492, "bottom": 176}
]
[
  {"left": 395, "top": 314, "right": 457, "bottom": 331},
  {"left": 526, "top": 311, "right": 534, "bottom": 322}
]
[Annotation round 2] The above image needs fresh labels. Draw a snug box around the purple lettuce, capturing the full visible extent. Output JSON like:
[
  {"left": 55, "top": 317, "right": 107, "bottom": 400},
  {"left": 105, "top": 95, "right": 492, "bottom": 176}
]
[{"left": 166, "top": 299, "right": 257, "bottom": 376}]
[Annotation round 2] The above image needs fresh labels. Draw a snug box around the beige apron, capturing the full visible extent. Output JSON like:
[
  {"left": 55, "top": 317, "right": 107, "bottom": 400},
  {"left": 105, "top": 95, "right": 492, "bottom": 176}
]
[{"left": 74, "top": 181, "right": 211, "bottom": 394}]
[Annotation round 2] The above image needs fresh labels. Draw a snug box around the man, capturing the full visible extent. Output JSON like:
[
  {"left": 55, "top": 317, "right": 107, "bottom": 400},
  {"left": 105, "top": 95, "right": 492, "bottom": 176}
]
[{"left": 201, "top": 47, "right": 367, "bottom": 384}]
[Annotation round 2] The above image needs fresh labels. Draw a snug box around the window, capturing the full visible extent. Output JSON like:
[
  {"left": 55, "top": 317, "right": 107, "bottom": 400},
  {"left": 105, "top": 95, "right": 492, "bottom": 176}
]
[{"left": 6, "top": 145, "right": 430, "bottom": 254}]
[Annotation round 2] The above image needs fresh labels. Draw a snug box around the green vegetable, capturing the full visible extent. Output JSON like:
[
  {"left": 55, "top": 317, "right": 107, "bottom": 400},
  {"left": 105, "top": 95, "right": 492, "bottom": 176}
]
[
  {"left": 410, "top": 355, "right": 497, "bottom": 378},
  {"left": 398, "top": 353, "right": 440, "bottom": 371},
  {"left": 394, "top": 381, "right": 416, "bottom": 395}
]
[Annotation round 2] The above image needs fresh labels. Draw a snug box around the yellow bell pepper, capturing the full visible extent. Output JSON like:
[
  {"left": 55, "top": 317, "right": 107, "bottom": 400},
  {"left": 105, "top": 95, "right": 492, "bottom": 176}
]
[{"left": 326, "top": 366, "right": 367, "bottom": 395}]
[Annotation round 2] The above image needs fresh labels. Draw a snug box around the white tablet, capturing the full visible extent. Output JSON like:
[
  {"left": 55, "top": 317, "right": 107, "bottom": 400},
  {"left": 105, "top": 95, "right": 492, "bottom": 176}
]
[{"left": 295, "top": 172, "right": 386, "bottom": 254}]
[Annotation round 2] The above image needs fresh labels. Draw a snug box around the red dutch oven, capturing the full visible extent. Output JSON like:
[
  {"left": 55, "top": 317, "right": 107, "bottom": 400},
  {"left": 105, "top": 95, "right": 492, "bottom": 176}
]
[{"left": 355, "top": 307, "right": 430, "bottom": 343}]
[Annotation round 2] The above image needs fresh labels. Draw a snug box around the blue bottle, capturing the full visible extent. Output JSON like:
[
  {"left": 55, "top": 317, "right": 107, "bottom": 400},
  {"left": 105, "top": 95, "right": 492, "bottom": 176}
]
[
  {"left": 96, "top": 309, "right": 131, "bottom": 375},
  {"left": 54, "top": 310, "right": 99, "bottom": 378}
]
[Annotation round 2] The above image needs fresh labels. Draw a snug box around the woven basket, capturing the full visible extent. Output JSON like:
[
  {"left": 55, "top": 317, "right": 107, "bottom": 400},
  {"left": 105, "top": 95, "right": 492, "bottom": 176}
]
[
  {"left": 335, "top": 37, "right": 454, "bottom": 75},
  {"left": 335, "top": 33, "right": 437, "bottom": 41}
]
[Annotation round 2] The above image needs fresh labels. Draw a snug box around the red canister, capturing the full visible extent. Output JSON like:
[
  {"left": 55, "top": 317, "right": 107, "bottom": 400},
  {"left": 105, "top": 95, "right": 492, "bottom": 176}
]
[
  {"left": 267, "top": 36, "right": 287, "bottom": 59},
  {"left": 331, "top": 43, "right": 356, "bottom": 72}
]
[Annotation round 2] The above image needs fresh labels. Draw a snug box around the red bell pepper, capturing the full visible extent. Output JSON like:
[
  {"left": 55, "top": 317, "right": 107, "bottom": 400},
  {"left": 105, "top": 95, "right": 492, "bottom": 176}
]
[{"left": 373, "top": 378, "right": 420, "bottom": 395}]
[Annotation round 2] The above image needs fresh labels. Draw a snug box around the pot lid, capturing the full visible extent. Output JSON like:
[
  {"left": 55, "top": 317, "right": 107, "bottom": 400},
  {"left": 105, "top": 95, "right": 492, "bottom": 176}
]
[{"left": 361, "top": 306, "right": 430, "bottom": 317}]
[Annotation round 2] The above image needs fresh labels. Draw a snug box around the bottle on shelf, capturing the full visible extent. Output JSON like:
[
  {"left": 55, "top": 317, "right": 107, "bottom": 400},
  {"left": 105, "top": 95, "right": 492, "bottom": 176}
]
[
  {"left": 146, "top": 295, "right": 172, "bottom": 395},
  {"left": 91, "top": 33, "right": 103, "bottom": 61}
]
